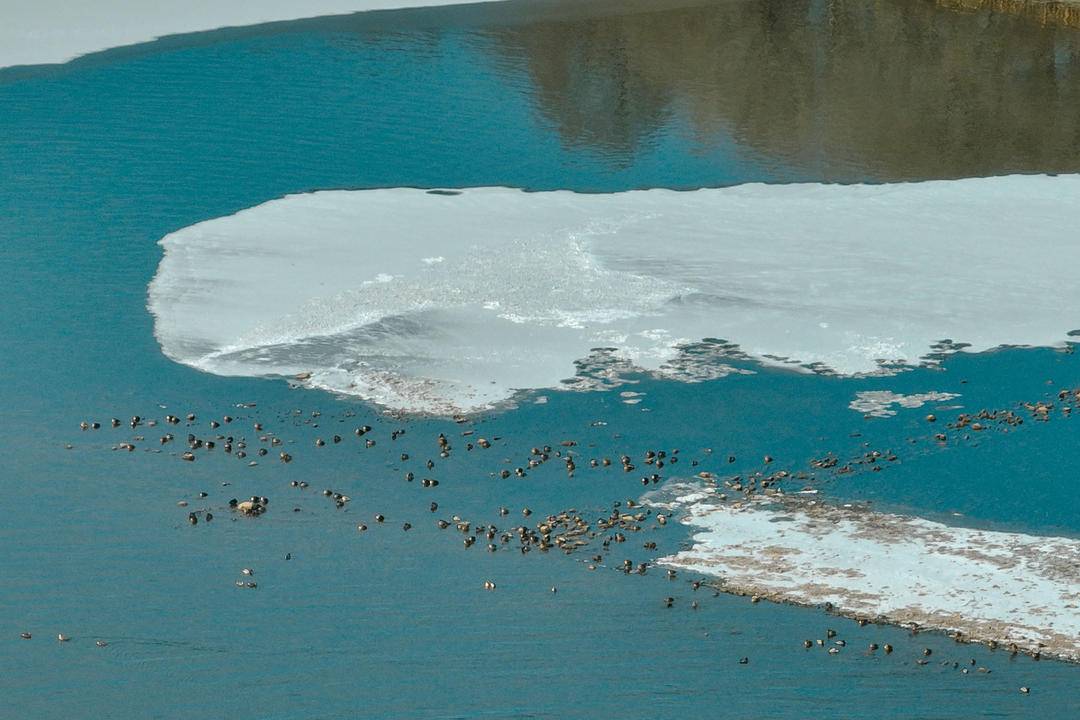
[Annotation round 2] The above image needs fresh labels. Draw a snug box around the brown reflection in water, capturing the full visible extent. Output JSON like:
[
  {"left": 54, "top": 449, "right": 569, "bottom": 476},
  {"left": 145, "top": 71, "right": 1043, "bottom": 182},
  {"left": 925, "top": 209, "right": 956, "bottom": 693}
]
[
  {"left": 485, "top": 0, "right": 1080, "bottom": 180},
  {"left": 940, "top": 0, "right": 1080, "bottom": 29}
]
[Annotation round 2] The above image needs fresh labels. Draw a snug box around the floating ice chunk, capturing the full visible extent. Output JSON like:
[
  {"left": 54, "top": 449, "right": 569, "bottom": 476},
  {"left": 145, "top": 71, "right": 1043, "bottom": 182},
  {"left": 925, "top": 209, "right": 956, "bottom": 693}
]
[
  {"left": 849, "top": 390, "right": 961, "bottom": 418},
  {"left": 148, "top": 177, "right": 1080, "bottom": 413},
  {"left": 644, "top": 482, "right": 1080, "bottom": 660}
]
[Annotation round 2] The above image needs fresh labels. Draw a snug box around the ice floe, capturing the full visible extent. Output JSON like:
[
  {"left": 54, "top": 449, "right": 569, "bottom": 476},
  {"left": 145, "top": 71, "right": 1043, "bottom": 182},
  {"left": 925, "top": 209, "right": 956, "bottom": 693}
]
[
  {"left": 645, "top": 482, "right": 1080, "bottom": 660},
  {"left": 148, "top": 176, "right": 1080, "bottom": 413},
  {"left": 849, "top": 390, "right": 961, "bottom": 418}
]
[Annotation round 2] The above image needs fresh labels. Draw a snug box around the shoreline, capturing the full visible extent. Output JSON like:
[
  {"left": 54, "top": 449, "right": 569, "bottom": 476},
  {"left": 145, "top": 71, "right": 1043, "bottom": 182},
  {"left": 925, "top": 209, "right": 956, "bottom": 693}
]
[{"left": 0, "top": 0, "right": 506, "bottom": 70}]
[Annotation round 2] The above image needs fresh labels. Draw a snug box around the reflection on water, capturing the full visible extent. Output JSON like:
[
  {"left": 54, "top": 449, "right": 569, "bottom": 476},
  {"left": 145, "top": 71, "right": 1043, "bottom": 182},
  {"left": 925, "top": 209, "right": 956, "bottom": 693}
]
[
  {"left": 2, "top": 2, "right": 1080, "bottom": 718},
  {"left": 6, "top": 0, "right": 1078, "bottom": 184},
  {"left": 482, "top": 0, "right": 1080, "bottom": 180},
  {"left": 941, "top": 0, "right": 1080, "bottom": 29}
]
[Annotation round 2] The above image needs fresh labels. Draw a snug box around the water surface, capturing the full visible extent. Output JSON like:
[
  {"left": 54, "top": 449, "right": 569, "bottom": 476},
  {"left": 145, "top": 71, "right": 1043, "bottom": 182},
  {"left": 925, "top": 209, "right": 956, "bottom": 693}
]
[{"left": 2, "top": 0, "right": 1079, "bottom": 717}]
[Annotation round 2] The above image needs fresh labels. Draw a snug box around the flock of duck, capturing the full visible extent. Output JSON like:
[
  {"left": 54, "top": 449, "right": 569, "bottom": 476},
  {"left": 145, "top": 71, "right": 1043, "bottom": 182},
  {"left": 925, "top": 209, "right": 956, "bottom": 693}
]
[{"left": 38, "top": 383, "right": 1080, "bottom": 691}]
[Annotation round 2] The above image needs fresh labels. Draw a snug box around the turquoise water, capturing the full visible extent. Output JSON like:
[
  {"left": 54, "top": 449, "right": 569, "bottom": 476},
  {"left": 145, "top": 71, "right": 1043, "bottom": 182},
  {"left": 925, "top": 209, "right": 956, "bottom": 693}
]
[{"left": 1, "top": 0, "right": 1079, "bottom": 717}]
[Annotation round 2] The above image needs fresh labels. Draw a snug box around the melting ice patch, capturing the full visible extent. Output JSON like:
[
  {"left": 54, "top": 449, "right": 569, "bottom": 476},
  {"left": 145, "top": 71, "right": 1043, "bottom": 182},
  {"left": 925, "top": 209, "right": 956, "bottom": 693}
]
[
  {"left": 645, "top": 482, "right": 1080, "bottom": 660},
  {"left": 849, "top": 390, "right": 961, "bottom": 418},
  {"left": 148, "top": 176, "right": 1080, "bottom": 413}
]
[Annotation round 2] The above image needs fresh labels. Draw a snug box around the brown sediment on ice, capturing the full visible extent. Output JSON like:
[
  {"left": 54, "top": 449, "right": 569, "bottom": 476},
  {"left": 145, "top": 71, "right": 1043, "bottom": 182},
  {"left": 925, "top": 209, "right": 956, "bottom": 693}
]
[{"left": 646, "top": 483, "right": 1080, "bottom": 661}]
